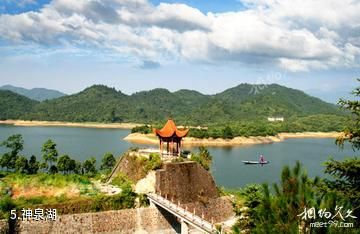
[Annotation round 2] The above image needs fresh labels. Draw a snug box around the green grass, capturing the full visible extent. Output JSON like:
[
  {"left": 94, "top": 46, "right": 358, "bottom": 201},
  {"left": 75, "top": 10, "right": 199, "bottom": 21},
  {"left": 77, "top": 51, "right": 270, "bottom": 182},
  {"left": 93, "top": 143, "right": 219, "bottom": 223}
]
[
  {"left": 111, "top": 173, "right": 133, "bottom": 190},
  {"left": 0, "top": 172, "right": 139, "bottom": 219},
  {"left": 3, "top": 173, "right": 91, "bottom": 188}
]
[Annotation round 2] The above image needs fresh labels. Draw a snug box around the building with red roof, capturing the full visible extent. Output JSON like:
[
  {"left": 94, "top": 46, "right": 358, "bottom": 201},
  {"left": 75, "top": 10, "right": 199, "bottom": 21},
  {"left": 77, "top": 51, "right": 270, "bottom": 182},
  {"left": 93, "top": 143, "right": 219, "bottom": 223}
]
[{"left": 153, "top": 119, "right": 189, "bottom": 156}]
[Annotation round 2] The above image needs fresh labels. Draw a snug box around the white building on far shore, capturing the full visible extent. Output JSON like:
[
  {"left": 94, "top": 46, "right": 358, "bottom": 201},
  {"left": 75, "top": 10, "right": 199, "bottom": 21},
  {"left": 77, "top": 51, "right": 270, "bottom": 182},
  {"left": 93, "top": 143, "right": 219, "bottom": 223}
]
[{"left": 267, "top": 117, "right": 284, "bottom": 122}]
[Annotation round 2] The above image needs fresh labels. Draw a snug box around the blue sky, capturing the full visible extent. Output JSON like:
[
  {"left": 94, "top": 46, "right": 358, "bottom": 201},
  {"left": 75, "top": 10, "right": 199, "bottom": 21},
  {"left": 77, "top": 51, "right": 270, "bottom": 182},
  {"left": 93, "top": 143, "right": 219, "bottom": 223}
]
[
  {"left": 0, "top": 0, "right": 245, "bottom": 14},
  {"left": 150, "top": 0, "right": 246, "bottom": 13},
  {"left": 0, "top": 0, "right": 359, "bottom": 103},
  {"left": 0, "top": 0, "right": 50, "bottom": 14}
]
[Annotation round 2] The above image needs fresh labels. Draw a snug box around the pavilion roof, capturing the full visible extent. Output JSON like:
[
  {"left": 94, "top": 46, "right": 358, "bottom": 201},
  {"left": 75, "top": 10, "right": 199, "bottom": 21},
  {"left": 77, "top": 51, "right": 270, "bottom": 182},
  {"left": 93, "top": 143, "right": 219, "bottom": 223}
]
[{"left": 153, "top": 119, "right": 189, "bottom": 138}]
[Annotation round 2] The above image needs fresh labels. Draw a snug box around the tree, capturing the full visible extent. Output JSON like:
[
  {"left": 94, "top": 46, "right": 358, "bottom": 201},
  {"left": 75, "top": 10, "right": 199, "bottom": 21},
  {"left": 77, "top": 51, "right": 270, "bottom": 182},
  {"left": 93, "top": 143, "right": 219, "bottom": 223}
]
[
  {"left": 244, "top": 162, "right": 323, "bottom": 233},
  {"left": 222, "top": 126, "right": 234, "bottom": 139},
  {"left": 73, "top": 160, "right": 82, "bottom": 174},
  {"left": 48, "top": 165, "right": 58, "bottom": 174},
  {"left": 57, "top": 155, "right": 75, "bottom": 174},
  {"left": 0, "top": 153, "right": 12, "bottom": 171},
  {"left": 0, "top": 134, "right": 24, "bottom": 170},
  {"left": 41, "top": 139, "right": 58, "bottom": 171},
  {"left": 324, "top": 158, "right": 360, "bottom": 218},
  {"left": 27, "top": 155, "right": 39, "bottom": 174},
  {"left": 336, "top": 80, "right": 360, "bottom": 150},
  {"left": 15, "top": 156, "right": 28, "bottom": 173},
  {"left": 328, "top": 81, "right": 360, "bottom": 226},
  {"left": 83, "top": 157, "right": 97, "bottom": 176},
  {"left": 100, "top": 153, "right": 116, "bottom": 171}
]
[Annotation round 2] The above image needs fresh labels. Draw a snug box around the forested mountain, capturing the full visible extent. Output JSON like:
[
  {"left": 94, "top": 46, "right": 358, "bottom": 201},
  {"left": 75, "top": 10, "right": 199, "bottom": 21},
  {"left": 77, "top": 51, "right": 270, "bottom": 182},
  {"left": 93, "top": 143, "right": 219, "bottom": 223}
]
[
  {"left": 0, "top": 84, "right": 345, "bottom": 126},
  {"left": 0, "top": 90, "right": 38, "bottom": 120},
  {"left": 0, "top": 85, "right": 66, "bottom": 101},
  {"left": 27, "top": 85, "right": 128, "bottom": 122}
]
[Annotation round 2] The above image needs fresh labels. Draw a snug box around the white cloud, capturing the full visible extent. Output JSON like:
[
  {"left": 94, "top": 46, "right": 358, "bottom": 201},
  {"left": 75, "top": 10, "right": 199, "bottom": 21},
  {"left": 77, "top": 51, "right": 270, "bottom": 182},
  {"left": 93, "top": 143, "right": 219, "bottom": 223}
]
[{"left": 0, "top": 0, "right": 359, "bottom": 71}]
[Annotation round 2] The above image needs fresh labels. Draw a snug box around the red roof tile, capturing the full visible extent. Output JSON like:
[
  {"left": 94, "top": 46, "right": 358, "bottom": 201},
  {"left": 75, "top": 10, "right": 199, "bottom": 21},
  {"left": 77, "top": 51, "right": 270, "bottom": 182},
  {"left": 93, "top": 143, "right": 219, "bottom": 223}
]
[{"left": 153, "top": 119, "right": 189, "bottom": 138}]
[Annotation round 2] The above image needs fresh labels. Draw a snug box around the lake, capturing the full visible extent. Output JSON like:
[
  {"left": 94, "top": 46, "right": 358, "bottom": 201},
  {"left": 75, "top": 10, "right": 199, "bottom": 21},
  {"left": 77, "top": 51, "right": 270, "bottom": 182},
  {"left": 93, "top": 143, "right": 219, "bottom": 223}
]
[{"left": 0, "top": 125, "right": 357, "bottom": 188}]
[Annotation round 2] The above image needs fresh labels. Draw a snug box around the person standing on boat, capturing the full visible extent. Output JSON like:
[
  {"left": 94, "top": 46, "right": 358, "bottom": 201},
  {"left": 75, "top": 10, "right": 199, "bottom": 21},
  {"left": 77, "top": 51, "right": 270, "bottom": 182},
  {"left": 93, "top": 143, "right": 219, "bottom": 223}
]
[{"left": 259, "top": 154, "right": 265, "bottom": 163}]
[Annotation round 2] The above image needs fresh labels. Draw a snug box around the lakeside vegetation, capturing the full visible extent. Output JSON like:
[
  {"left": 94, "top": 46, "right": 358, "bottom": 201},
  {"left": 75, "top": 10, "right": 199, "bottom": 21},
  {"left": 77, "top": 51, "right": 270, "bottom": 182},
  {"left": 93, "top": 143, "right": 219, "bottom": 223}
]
[
  {"left": 227, "top": 158, "right": 359, "bottom": 233},
  {"left": 131, "top": 114, "right": 346, "bottom": 139}
]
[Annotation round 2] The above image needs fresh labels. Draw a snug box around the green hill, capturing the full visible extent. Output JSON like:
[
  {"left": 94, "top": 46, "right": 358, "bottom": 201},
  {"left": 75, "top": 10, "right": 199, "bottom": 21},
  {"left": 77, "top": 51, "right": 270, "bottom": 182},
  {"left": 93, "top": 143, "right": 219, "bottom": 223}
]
[
  {"left": 27, "top": 85, "right": 128, "bottom": 122},
  {"left": 0, "top": 85, "right": 66, "bottom": 101},
  {"left": 212, "top": 84, "right": 341, "bottom": 121},
  {"left": 0, "top": 90, "right": 39, "bottom": 120},
  {"left": 1, "top": 84, "right": 346, "bottom": 131}
]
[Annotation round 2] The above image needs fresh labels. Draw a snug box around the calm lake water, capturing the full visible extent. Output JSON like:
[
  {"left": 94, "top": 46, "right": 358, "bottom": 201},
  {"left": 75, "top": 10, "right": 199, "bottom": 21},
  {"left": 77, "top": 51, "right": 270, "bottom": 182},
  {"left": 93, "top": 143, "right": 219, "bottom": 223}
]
[{"left": 0, "top": 125, "right": 357, "bottom": 188}]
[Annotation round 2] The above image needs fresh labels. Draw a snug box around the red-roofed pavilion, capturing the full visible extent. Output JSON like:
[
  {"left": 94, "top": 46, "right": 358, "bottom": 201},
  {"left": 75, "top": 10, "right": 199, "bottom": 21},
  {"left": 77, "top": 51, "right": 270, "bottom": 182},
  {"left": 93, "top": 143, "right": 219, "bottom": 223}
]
[{"left": 153, "top": 119, "right": 189, "bottom": 156}]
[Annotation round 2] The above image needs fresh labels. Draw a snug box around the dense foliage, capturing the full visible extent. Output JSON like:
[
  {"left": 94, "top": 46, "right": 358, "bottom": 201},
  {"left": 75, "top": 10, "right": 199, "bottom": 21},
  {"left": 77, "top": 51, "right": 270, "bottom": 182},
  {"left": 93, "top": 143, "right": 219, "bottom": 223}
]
[
  {"left": 0, "top": 90, "right": 38, "bottom": 120},
  {"left": 0, "top": 84, "right": 346, "bottom": 131},
  {"left": 325, "top": 82, "right": 360, "bottom": 227},
  {"left": 323, "top": 158, "right": 360, "bottom": 223},
  {"left": 131, "top": 125, "right": 153, "bottom": 134},
  {"left": 233, "top": 162, "right": 358, "bottom": 233},
  {"left": 0, "top": 134, "right": 24, "bottom": 171},
  {"left": 100, "top": 153, "right": 116, "bottom": 172},
  {"left": 132, "top": 114, "right": 347, "bottom": 138},
  {"left": 336, "top": 81, "right": 360, "bottom": 150}
]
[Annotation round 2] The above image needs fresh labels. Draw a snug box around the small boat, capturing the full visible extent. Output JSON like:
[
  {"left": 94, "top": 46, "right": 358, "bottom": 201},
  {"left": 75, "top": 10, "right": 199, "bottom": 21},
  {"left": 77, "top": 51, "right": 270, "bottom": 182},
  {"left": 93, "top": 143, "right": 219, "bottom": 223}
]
[{"left": 242, "top": 160, "right": 270, "bottom": 165}]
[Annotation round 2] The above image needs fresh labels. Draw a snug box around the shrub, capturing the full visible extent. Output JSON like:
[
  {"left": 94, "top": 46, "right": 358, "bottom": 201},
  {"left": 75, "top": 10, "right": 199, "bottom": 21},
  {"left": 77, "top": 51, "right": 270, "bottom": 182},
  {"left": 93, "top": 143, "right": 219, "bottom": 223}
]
[
  {"left": 111, "top": 173, "right": 133, "bottom": 191},
  {"left": 190, "top": 146, "right": 212, "bottom": 171},
  {"left": 131, "top": 125, "right": 152, "bottom": 134},
  {"left": 144, "top": 153, "right": 162, "bottom": 172},
  {"left": 0, "top": 196, "right": 16, "bottom": 219}
]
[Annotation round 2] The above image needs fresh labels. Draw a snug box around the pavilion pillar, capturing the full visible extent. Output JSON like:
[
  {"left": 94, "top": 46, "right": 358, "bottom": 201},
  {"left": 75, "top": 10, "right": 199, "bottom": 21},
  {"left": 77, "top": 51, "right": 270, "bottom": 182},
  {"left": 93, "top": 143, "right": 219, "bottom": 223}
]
[
  {"left": 159, "top": 138, "right": 162, "bottom": 155},
  {"left": 167, "top": 142, "right": 169, "bottom": 155},
  {"left": 160, "top": 139, "right": 163, "bottom": 155},
  {"left": 171, "top": 139, "right": 175, "bottom": 156}
]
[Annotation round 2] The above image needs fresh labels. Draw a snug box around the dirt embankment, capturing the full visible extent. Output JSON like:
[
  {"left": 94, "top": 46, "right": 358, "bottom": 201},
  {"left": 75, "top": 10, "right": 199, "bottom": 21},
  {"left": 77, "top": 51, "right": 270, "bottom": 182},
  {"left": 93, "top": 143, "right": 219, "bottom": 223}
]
[
  {"left": 0, "top": 120, "right": 141, "bottom": 129},
  {"left": 124, "top": 132, "right": 341, "bottom": 146}
]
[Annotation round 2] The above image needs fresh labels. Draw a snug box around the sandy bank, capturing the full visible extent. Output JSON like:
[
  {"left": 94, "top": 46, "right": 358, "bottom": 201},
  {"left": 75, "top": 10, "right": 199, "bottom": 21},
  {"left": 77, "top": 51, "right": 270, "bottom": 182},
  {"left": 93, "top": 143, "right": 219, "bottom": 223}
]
[
  {"left": 0, "top": 120, "right": 141, "bottom": 129},
  {"left": 124, "top": 132, "right": 340, "bottom": 147}
]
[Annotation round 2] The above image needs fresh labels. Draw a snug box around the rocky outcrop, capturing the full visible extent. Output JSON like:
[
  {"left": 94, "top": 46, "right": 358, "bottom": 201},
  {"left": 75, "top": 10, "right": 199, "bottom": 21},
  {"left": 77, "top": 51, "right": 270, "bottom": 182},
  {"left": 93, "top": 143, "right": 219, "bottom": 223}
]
[
  {"left": 109, "top": 152, "right": 150, "bottom": 182},
  {"left": 135, "top": 171, "right": 156, "bottom": 194},
  {"left": 155, "top": 161, "right": 218, "bottom": 204}
]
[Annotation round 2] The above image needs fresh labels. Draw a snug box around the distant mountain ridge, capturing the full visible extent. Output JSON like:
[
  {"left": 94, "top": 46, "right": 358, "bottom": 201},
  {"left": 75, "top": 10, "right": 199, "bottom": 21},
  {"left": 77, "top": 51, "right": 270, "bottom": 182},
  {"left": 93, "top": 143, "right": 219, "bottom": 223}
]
[
  {"left": 0, "top": 85, "right": 66, "bottom": 101},
  {"left": 0, "top": 84, "right": 345, "bottom": 126}
]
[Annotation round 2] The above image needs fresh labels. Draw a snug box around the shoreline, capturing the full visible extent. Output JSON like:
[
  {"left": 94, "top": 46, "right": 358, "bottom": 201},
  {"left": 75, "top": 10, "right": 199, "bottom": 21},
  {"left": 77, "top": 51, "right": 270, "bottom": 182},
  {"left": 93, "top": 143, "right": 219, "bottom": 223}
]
[
  {"left": 0, "top": 120, "right": 141, "bottom": 129},
  {"left": 124, "top": 132, "right": 341, "bottom": 147},
  {"left": 0, "top": 120, "right": 341, "bottom": 146}
]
